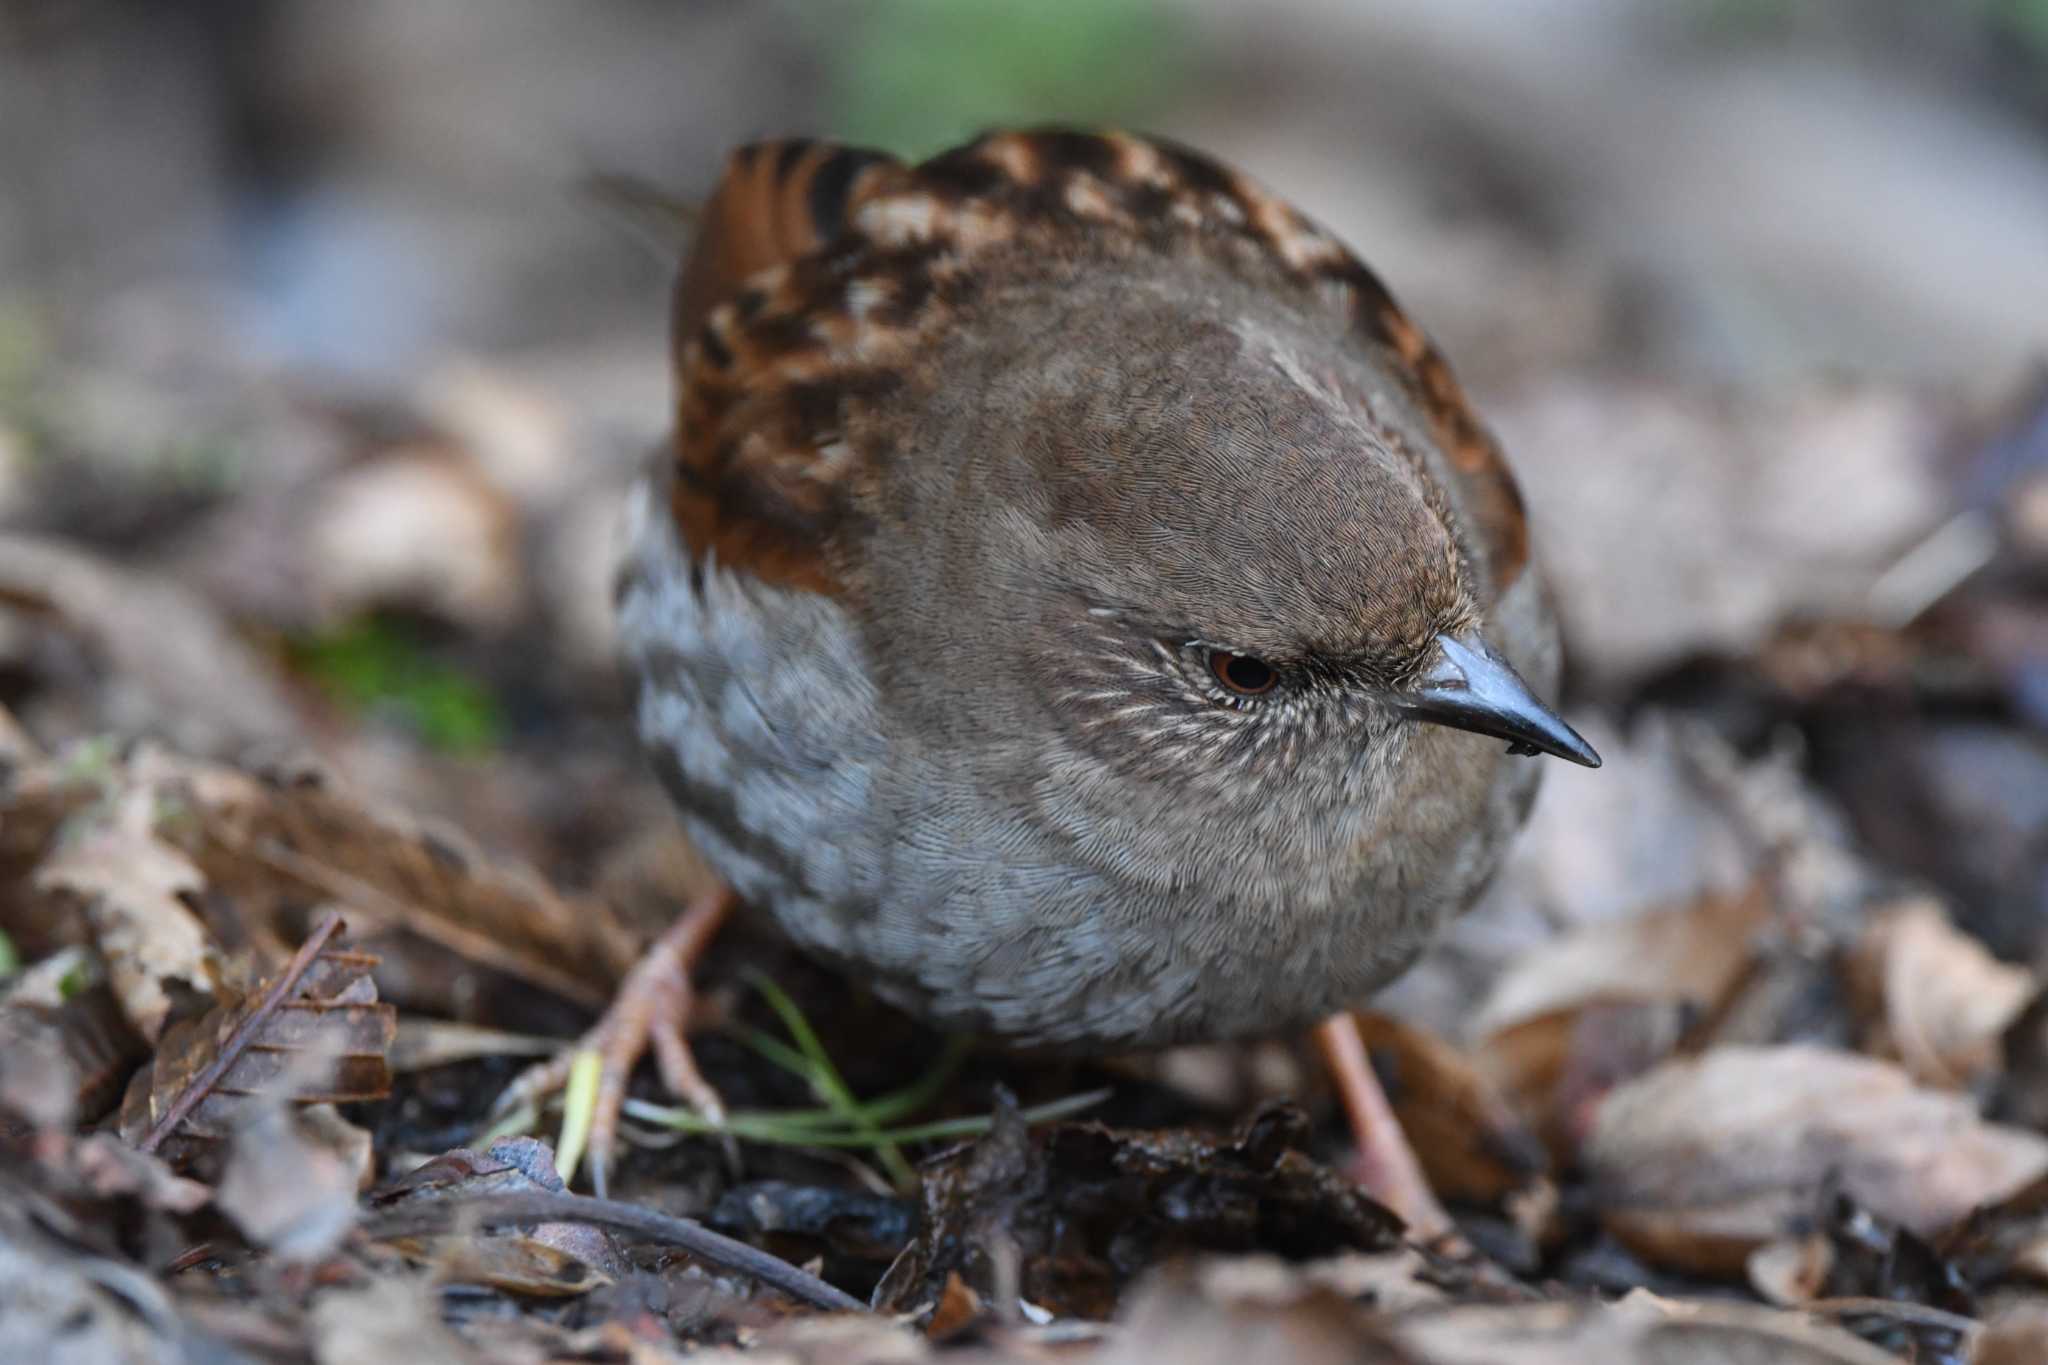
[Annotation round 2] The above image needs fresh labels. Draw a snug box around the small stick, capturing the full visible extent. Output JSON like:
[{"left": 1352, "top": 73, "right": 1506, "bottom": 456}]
[
  {"left": 366, "top": 1189, "right": 867, "bottom": 1313},
  {"left": 138, "top": 911, "right": 345, "bottom": 1154}
]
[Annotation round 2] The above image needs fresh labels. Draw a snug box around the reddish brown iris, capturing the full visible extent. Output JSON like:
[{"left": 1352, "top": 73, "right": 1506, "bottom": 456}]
[{"left": 1209, "top": 651, "right": 1278, "bottom": 696}]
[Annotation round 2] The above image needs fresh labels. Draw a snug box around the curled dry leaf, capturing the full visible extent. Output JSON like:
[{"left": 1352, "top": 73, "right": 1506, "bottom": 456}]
[
  {"left": 33, "top": 783, "right": 221, "bottom": 1044},
  {"left": 1747, "top": 1235, "right": 1834, "bottom": 1307},
  {"left": 1846, "top": 897, "right": 2033, "bottom": 1090},
  {"left": 1583, "top": 1045, "right": 2048, "bottom": 1277}
]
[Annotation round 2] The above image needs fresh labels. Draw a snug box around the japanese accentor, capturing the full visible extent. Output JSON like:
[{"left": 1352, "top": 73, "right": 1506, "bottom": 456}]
[{"left": 587, "top": 129, "right": 1595, "bottom": 1204}]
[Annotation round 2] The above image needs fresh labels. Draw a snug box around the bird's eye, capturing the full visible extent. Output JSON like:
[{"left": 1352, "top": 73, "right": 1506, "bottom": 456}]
[{"left": 1208, "top": 650, "right": 1278, "bottom": 696}]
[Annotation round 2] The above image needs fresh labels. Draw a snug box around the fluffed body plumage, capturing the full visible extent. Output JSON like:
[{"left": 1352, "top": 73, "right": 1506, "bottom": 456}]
[{"left": 617, "top": 129, "right": 1586, "bottom": 1051}]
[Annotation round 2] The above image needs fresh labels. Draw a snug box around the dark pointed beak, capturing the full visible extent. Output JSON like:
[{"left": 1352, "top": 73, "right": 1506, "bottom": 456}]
[{"left": 1396, "top": 633, "right": 1601, "bottom": 768}]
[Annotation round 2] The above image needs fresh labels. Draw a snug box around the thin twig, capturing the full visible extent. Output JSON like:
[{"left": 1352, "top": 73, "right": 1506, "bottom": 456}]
[
  {"left": 1802, "top": 1297, "right": 1980, "bottom": 1339},
  {"left": 138, "top": 912, "right": 345, "bottom": 1153},
  {"left": 365, "top": 1190, "right": 866, "bottom": 1313}
]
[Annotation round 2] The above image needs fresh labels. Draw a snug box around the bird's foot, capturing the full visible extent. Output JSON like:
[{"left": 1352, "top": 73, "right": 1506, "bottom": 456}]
[{"left": 492, "top": 885, "right": 734, "bottom": 1196}]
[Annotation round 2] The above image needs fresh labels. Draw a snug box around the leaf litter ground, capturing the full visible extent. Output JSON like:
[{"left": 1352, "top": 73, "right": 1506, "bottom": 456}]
[{"left": 2, "top": 349, "right": 2047, "bottom": 1363}]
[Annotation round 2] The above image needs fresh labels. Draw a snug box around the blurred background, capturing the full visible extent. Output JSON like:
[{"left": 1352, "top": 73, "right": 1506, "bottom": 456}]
[{"left": 2, "top": 0, "right": 2046, "bottom": 1018}]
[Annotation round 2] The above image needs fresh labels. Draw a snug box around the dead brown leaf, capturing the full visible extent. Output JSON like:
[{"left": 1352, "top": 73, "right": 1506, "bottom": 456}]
[
  {"left": 1104, "top": 1261, "right": 1410, "bottom": 1365},
  {"left": 307, "top": 1276, "right": 484, "bottom": 1365},
  {"left": 0, "top": 532, "right": 301, "bottom": 755},
  {"left": 117, "top": 941, "right": 394, "bottom": 1173},
  {"left": 302, "top": 442, "right": 523, "bottom": 632},
  {"left": 3, "top": 739, "right": 640, "bottom": 1019},
  {"left": 187, "top": 753, "right": 640, "bottom": 1011},
  {"left": 1391, "top": 1291, "right": 1907, "bottom": 1365},
  {"left": 875, "top": 1101, "right": 1400, "bottom": 1322},
  {"left": 1974, "top": 1303, "right": 2048, "bottom": 1365},
  {"left": 1105, "top": 1260, "right": 1904, "bottom": 1365},
  {"left": 0, "top": 980, "right": 145, "bottom": 1126},
  {"left": 1481, "top": 1000, "right": 1693, "bottom": 1163},
  {"left": 34, "top": 783, "right": 221, "bottom": 1044},
  {"left": 1846, "top": 897, "right": 2034, "bottom": 1090},
  {"left": 217, "top": 1101, "right": 371, "bottom": 1263},
  {"left": 0, "top": 1195, "right": 188, "bottom": 1365},
  {"left": 1472, "top": 885, "right": 1779, "bottom": 1157},
  {"left": 1583, "top": 1045, "right": 2048, "bottom": 1277}
]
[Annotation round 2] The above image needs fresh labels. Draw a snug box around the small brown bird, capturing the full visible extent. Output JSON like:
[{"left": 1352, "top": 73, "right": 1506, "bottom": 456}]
[{"left": 511, "top": 129, "right": 1598, "bottom": 1228}]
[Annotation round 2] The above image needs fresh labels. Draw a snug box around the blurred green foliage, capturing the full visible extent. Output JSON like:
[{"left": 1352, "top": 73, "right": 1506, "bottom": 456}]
[
  {"left": 822, "top": 0, "right": 1191, "bottom": 156},
  {"left": 288, "top": 617, "right": 502, "bottom": 755},
  {"left": 1997, "top": 0, "right": 2048, "bottom": 54}
]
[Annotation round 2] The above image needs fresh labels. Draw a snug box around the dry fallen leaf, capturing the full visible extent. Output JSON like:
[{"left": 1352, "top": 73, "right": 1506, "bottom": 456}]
[
  {"left": 1974, "top": 1302, "right": 2048, "bottom": 1365},
  {"left": 303, "top": 444, "right": 522, "bottom": 631},
  {"left": 1474, "top": 883, "right": 1774, "bottom": 1039},
  {"left": 188, "top": 753, "right": 640, "bottom": 1011},
  {"left": 217, "top": 1101, "right": 371, "bottom": 1263},
  {"left": 0, "top": 982, "right": 146, "bottom": 1126},
  {"left": 307, "top": 1275, "right": 483, "bottom": 1365},
  {"left": 875, "top": 1102, "right": 1400, "bottom": 1322},
  {"left": 5, "top": 739, "right": 640, "bottom": 1017},
  {"left": 1846, "top": 897, "right": 2034, "bottom": 1090},
  {"left": 1498, "top": 379, "right": 1950, "bottom": 683},
  {"left": 34, "top": 783, "right": 221, "bottom": 1044},
  {"left": 117, "top": 942, "right": 394, "bottom": 1172},
  {"left": 0, "top": 532, "right": 301, "bottom": 755},
  {"left": 1106, "top": 1259, "right": 1903, "bottom": 1365},
  {"left": 0, "top": 1196, "right": 187, "bottom": 1365},
  {"left": 1473, "top": 882, "right": 1791, "bottom": 1160},
  {"left": 1584, "top": 1045, "right": 2048, "bottom": 1277},
  {"left": 1392, "top": 1291, "right": 1905, "bottom": 1365}
]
